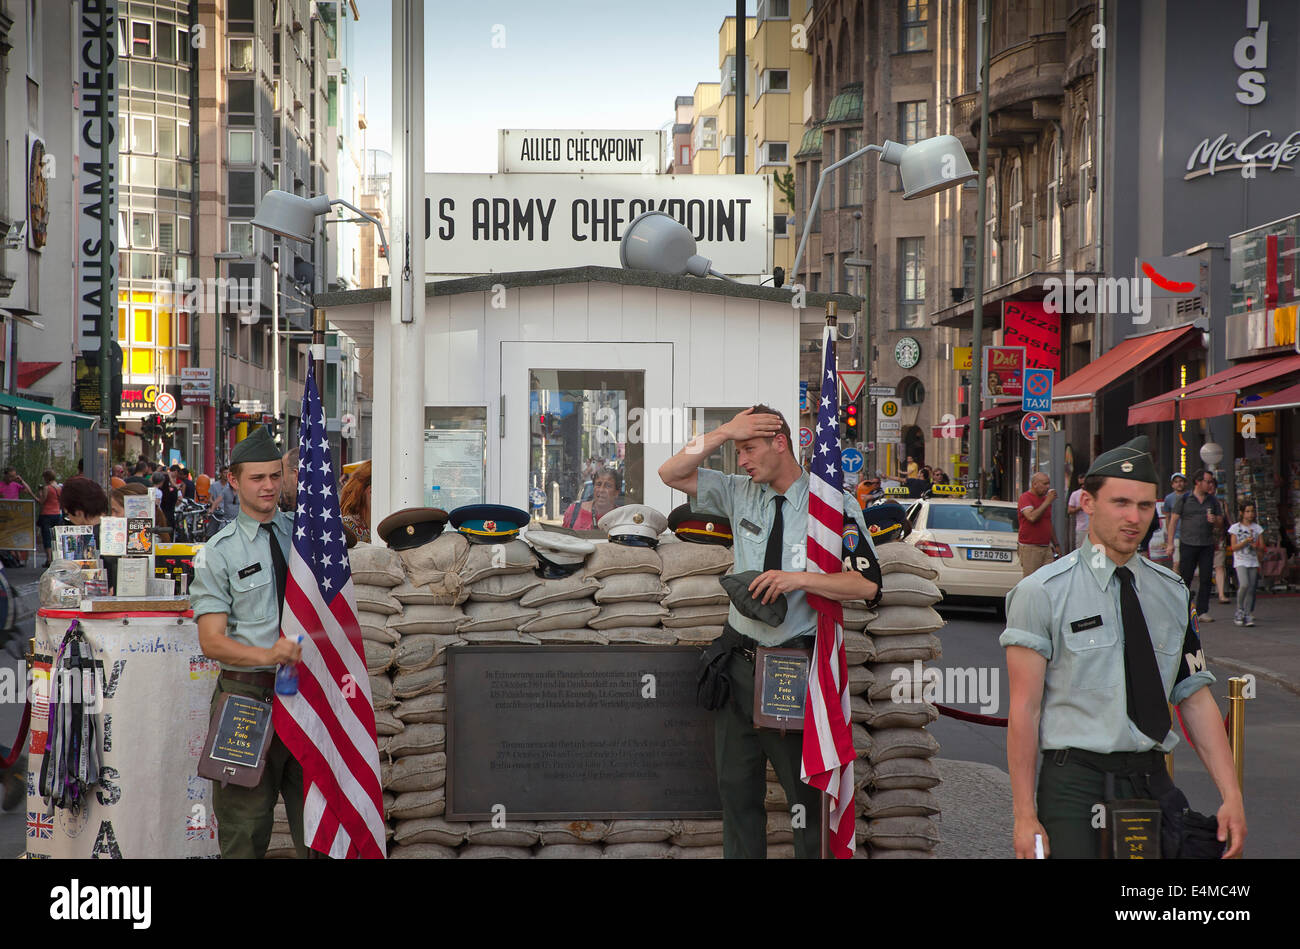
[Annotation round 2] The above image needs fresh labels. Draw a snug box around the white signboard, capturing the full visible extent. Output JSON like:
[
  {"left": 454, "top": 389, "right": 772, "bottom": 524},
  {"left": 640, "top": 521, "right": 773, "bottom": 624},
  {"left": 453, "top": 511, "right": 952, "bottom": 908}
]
[
  {"left": 425, "top": 173, "right": 773, "bottom": 276},
  {"left": 77, "top": 0, "right": 119, "bottom": 353},
  {"left": 424, "top": 429, "right": 487, "bottom": 511},
  {"left": 499, "top": 129, "right": 664, "bottom": 175}
]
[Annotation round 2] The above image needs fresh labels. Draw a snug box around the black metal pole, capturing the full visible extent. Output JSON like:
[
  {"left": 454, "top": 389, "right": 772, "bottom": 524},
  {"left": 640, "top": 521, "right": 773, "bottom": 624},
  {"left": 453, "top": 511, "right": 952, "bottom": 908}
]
[{"left": 735, "top": 0, "right": 745, "bottom": 174}]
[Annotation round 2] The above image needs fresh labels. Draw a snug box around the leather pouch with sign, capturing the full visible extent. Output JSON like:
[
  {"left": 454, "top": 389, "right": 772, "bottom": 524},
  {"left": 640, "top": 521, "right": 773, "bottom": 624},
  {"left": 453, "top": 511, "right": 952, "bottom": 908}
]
[
  {"left": 197, "top": 692, "right": 275, "bottom": 788},
  {"left": 1099, "top": 772, "right": 1161, "bottom": 858},
  {"left": 719, "top": 571, "right": 788, "bottom": 628},
  {"left": 752, "top": 645, "right": 811, "bottom": 732}
]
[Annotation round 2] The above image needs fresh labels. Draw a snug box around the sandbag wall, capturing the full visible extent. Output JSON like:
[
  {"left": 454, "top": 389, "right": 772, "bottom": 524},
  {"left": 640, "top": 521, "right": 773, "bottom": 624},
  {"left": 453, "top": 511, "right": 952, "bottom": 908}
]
[{"left": 266, "top": 532, "right": 945, "bottom": 858}]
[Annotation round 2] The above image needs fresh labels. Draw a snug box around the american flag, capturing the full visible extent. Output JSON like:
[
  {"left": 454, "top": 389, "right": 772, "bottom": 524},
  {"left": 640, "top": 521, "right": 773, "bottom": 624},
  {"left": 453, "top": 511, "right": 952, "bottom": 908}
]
[
  {"left": 27, "top": 812, "right": 53, "bottom": 839},
  {"left": 800, "top": 324, "right": 857, "bottom": 858},
  {"left": 272, "top": 361, "right": 386, "bottom": 859}
]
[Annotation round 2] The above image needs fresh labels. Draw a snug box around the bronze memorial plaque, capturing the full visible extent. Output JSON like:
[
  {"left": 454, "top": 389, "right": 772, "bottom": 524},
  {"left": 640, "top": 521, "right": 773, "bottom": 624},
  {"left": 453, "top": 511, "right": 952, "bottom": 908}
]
[{"left": 447, "top": 645, "right": 723, "bottom": 820}]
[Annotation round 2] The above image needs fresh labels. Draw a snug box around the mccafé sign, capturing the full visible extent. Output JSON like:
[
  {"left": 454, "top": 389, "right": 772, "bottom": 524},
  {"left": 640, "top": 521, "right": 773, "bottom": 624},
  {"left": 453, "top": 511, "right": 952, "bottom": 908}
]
[{"left": 1185, "top": 1, "right": 1299, "bottom": 180}]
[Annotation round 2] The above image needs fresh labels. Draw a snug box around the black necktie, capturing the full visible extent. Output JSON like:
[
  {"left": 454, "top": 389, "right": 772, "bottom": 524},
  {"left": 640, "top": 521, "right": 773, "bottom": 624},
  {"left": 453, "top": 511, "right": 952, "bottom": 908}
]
[
  {"left": 261, "top": 522, "right": 288, "bottom": 617},
  {"left": 1115, "top": 565, "right": 1172, "bottom": 743},
  {"left": 764, "top": 496, "right": 786, "bottom": 571}
]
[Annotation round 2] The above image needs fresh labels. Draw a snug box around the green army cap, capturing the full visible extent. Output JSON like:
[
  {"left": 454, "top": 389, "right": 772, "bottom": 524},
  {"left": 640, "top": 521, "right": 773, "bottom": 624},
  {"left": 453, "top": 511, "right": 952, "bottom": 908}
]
[
  {"left": 1085, "top": 435, "right": 1158, "bottom": 485},
  {"left": 229, "top": 425, "right": 282, "bottom": 465}
]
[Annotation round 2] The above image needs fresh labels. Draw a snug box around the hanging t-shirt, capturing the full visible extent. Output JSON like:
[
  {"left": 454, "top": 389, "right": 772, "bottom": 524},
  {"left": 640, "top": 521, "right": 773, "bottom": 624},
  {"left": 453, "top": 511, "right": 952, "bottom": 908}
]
[{"left": 1227, "top": 521, "right": 1264, "bottom": 568}]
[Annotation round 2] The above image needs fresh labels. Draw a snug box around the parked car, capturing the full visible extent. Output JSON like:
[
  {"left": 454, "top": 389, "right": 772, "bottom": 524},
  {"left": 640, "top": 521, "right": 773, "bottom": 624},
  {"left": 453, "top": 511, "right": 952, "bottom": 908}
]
[{"left": 900, "top": 488, "right": 1023, "bottom": 607}]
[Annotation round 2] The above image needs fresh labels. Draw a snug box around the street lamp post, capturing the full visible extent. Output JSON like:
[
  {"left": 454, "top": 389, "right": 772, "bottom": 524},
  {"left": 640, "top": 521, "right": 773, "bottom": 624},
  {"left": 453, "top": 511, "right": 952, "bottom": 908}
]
[{"left": 213, "top": 251, "right": 245, "bottom": 472}]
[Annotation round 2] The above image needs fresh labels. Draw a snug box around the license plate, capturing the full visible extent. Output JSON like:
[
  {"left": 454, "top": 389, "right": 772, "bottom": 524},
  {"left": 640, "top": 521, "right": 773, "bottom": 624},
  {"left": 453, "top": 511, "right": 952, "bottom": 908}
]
[{"left": 967, "top": 548, "right": 1013, "bottom": 562}]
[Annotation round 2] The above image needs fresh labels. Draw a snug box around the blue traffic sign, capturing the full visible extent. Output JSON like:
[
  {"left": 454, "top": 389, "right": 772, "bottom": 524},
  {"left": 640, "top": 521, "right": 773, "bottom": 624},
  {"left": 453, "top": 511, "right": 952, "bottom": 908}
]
[
  {"left": 841, "top": 448, "right": 865, "bottom": 473},
  {"left": 1021, "top": 412, "right": 1047, "bottom": 441},
  {"left": 1022, "top": 368, "right": 1053, "bottom": 413},
  {"left": 799, "top": 380, "right": 809, "bottom": 412}
]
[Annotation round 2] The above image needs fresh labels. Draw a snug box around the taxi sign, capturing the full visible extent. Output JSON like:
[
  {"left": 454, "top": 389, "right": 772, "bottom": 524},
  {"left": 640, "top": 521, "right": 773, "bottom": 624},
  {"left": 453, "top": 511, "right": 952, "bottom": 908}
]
[
  {"left": 929, "top": 483, "right": 967, "bottom": 497},
  {"left": 884, "top": 485, "right": 913, "bottom": 497}
]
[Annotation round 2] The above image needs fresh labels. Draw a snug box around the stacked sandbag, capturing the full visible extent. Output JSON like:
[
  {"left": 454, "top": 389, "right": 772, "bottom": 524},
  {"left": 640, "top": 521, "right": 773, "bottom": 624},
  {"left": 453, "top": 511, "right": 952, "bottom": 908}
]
[
  {"left": 861, "top": 545, "right": 944, "bottom": 858},
  {"left": 360, "top": 525, "right": 946, "bottom": 858}
]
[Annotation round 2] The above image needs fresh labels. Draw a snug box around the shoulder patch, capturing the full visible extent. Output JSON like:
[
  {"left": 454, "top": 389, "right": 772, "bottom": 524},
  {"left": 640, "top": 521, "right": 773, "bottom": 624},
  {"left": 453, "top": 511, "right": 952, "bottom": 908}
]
[{"left": 842, "top": 521, "right": 860, "bottom": 552}]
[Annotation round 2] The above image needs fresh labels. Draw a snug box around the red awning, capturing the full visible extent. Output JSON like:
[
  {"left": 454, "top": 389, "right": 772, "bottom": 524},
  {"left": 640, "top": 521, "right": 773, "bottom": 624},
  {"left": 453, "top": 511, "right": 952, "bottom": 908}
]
[
  {"left": 1128, "top": 354, "right": 1300, "bottom": 425},
  {"left": 16, "top": 361, "right": 59, "bottom": 389},
  {"left": 1049, "top": 325, "right": 1201, "bottom": 415},
  {"left": 1235, "top": 381, "right": 1300, "bottom": 413},
  {"left": 931, "top": 403, "right": 1020, "bottom": 438}
]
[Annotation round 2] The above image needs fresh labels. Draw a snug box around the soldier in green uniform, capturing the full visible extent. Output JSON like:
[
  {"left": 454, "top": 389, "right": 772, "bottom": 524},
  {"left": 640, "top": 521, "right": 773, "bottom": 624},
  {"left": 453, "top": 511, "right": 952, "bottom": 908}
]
[
  {"left": 1001, "top": 436, "right": 1246, "bottom": 858},
  {"left": 191, "top": 426, "right": 307, "bottom": 859},
  {"left": 659, "top": 405, "right": 881, "bottom": 858}
]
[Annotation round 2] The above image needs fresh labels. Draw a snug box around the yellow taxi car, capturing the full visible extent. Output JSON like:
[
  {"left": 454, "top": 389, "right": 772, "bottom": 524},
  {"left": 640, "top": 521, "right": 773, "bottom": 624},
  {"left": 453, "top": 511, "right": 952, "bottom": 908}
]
[{"left": 886, "top": 484, "right": 1023, "bottom": 607}]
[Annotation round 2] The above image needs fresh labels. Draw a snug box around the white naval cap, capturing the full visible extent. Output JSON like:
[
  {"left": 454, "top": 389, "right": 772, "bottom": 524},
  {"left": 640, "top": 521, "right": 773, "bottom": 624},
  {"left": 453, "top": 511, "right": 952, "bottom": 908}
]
[{"left": 597, "top": 504, "right": 669, "bottom": 544}]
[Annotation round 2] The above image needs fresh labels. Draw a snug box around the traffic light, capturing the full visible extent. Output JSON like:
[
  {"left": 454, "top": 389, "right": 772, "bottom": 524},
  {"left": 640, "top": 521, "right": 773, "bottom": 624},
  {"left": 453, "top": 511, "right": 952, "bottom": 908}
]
[
  {"left": 845, "top": 403, "right": 858, "bottom": 432},
  {"left": 223, "top": 401, "right": 238, "bottom": 430}
]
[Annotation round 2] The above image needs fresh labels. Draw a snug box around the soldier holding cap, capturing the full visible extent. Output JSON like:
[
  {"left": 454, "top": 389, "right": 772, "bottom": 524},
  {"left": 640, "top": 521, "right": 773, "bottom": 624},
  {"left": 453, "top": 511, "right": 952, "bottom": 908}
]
[
  {"left": 659, "top": 404, "right": 882, "bottom": 859},
  {"left": 191, "top": 426, "right": 308, "bottom": 859},
  {"left": 1001, "top": 436, "right": 1246, "bottom": 859}
]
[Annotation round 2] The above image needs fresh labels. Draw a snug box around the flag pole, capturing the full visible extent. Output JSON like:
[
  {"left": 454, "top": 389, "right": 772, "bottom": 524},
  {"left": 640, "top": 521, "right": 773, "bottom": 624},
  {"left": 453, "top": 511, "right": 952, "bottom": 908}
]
[{"left": 821, "top": 307, "right": 836, "bottom": 861}]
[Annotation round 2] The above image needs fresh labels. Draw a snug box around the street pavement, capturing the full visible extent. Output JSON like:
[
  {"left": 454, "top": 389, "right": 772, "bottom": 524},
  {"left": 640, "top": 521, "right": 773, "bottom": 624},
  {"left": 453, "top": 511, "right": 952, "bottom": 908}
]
[{"left": 0, "top": 565, "right": 1295, "bottom": 859}]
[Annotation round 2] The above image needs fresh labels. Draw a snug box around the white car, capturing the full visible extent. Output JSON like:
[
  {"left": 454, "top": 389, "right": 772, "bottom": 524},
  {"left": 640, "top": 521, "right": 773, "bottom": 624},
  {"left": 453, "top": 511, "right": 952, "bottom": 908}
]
[{"left": 897, "top": 489, "right": 1023, "bottom": 606}]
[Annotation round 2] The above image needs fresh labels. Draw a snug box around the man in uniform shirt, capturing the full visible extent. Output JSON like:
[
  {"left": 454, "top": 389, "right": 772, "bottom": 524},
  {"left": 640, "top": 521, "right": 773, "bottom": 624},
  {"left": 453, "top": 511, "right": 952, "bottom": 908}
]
[
  {"left": 191, "top": 426, "right": 307, "bottom": 859},
  {"left": 1001, "top": 436, "right": 1245, "bottom": 859},
  {"left": 659, "top": 405, "right": 882, "bottom": 858}
]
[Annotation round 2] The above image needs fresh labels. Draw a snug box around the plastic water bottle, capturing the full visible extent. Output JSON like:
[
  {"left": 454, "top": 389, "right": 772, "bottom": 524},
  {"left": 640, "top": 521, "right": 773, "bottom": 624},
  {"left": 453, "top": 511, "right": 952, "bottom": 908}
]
[
  {"left": 430, "top": 486, "right": 442, "bottom": 509},
  {"left": 275, "top": 634, "right": 305, "bottom": 696}
]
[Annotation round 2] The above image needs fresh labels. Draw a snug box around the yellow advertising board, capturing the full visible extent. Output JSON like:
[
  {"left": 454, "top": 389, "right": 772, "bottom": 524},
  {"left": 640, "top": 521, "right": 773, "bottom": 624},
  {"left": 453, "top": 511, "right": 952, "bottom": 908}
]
[
  {"left": 0, "top": 498, "right": 37, "bottom": 551},
  {"left": 953, "top": 347, "right": 972, "bottom": 371}
]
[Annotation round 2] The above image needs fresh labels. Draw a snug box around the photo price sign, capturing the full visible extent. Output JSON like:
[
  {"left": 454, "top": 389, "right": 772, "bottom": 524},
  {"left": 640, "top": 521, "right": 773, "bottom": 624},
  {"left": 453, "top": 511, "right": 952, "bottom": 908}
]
[{"left": 424, "top": 173, "right": 773, "bottom": 276}]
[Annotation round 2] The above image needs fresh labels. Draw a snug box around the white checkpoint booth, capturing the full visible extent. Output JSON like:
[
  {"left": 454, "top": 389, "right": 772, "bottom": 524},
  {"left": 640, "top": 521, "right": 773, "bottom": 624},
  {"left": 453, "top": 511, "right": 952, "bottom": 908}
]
[
  {"left": 317, "top": 266, "right": 860, "bottom": 527},
  {"left": 26, "top": 609, "right": 220, "bottom": 859}
]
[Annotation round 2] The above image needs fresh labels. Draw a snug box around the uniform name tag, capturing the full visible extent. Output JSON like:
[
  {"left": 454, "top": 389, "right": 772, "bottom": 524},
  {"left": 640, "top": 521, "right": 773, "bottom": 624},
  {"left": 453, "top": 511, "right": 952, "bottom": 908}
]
[
  {"left": 237, "top": 563, "right": 263, "bottom": 579},
  {"left": 739, "top": 518, "right": 762, "bottom": 536},
  {"left": 1070, "top": 615, "right": 1103, "bottom": 632}
]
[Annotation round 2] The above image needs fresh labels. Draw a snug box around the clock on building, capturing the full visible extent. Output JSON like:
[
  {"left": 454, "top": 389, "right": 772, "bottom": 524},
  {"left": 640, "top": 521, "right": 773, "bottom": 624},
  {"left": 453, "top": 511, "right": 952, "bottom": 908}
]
[{"left": 894, "top": 337, "right": 921, "bottom": 369}]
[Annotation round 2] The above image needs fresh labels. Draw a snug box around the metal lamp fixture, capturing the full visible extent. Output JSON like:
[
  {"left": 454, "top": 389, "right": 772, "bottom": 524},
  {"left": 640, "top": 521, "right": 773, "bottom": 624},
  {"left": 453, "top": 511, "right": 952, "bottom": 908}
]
[
  {"left": 619, "top": 211, "right": 740, "bottom": 283},
  {"left": 791, "top": 134, "right": 977, "bottom": 280},
  {"left": 251, "top": 189, "right": 390, "bottom": 258}
]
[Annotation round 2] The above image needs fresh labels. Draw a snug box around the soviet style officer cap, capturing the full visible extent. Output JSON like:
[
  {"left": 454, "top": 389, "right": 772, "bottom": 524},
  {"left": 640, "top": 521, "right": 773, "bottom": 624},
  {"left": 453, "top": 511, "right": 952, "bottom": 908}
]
[
  {"left": 598, "top": 504, "right": 668, "bottom": 548},
  {"left": 667, "top": 503, "right": 733, "bottom": 547},
  {"left": 719, "top": 570, "right": 788, "bottom": 628},
  {"left": 229, "top": 425, "right": 282, "bottom": 465},
  {"left": 1085, "top": 435, "right": 1159, "bottom": 485},
  {"left": 861, "top": 501, "right": 911, "bottom": 543},
  {"left": 448, "top": 503, "right": 531, "bottom": 545},
  {"left": 342, "top": 523, "right": 360, "bottom": 549},
  {"left": 376, "top": 507, "right": 449, "bottom": 551}
]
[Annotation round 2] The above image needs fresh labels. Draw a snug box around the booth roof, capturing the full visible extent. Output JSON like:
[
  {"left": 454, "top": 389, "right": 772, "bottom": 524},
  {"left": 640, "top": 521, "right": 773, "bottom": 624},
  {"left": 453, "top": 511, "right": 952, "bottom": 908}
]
[{"left": 312, "top": 265, "right": 863, "bottom": 314}]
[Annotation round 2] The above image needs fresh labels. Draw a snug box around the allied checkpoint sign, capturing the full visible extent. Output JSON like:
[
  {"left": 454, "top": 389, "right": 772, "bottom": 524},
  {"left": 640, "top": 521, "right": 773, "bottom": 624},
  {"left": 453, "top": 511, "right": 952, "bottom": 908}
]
[
  {"left": 499, "top": 129, "right": 665, "bottom": 175},
  {"left": 425, "top": 173, "right": 773, "bottom": 277}
]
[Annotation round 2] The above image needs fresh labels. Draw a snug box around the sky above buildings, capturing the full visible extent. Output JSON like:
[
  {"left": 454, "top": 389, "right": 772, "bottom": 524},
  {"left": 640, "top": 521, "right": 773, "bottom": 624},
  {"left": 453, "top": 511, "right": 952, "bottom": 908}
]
[{"left": 352, "top": 1, "right": 755, "bottom": 171}]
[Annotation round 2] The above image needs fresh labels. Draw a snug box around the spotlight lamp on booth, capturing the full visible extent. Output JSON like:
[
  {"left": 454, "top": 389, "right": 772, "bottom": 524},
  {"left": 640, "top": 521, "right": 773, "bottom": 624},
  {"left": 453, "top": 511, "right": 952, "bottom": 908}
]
[
  {"left": 618, "top": 210, "right": 741, "bottom": 284},
  {"left": 251, "top": 189, "right": 390, "bottom": 260},
  {"left": 790, "top": 135, "right": 977, "bottom": 282}
]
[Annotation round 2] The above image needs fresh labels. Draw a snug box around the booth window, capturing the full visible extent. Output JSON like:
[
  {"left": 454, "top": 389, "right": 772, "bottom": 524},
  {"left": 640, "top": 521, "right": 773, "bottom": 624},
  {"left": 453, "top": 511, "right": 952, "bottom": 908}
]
[
  {"left": 528, "top": 370, "right": 647, "bottom": 532},
  {"left": 424, "top": 406, "right": 488, "bottom": 511}
]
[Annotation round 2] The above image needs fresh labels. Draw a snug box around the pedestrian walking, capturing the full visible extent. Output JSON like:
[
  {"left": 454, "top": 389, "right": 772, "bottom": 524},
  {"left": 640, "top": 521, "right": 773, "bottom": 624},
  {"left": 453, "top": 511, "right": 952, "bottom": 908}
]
[
  {"left": 1163, "top": 472, "right": 1187, "bottom": 565},
  {"left": 1017, "top": 472, "right": 1060, "bottom": 576},
  {"left": 1167, "top": 469, "right": 1223, "bottom": 622},
  {"left": 1227, "top": 502, "right": 1265, "bottom": 626},
  {"left": 1001, "top": 436, "right": 1245, "bottom": 859}
]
